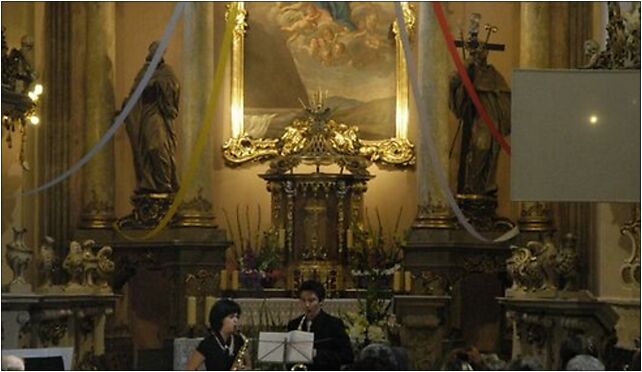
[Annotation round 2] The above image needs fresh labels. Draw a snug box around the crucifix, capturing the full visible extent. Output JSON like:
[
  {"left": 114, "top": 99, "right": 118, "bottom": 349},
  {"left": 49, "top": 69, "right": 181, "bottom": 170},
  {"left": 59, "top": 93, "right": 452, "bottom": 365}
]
[
  {"left": 449, "top": 14, "right": 506, "bottom": 196},
  {"left": 303, "top": 200, "right": 327, "bottom": 260}
]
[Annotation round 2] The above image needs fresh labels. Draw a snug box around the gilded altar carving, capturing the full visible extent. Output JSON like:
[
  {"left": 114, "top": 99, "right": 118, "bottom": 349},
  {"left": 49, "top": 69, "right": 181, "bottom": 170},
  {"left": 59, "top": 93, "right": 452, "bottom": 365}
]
[
  {"left": 224, "top": 117, "right": 415, "bottom": 168},
  {"left": 258, "top": 101, "right": 373, "bottom": 291},
  {"left": 582, "top": 2, "right": 640, "bottom": 69},
  {"left": 620, "top": 205, "right": 640, "bottom": 287},
  {"left": 506, "top": 233, "right": 579, "bottom": 294},
  {"left": 63, "top": 240, "right": 115, "bottom": 293},
  {"left": 37, "top": 310, "right": 71, "bottom": 347},
  {"left": 509, "top": 312, "right": 553, "bottom": 349}
]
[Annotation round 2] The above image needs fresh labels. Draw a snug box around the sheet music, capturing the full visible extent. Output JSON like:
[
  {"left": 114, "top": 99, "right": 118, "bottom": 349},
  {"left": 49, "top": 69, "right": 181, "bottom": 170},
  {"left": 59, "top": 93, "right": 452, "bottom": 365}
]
[{"left": 257, "top": 331, "right": 314, "bottom": 364}]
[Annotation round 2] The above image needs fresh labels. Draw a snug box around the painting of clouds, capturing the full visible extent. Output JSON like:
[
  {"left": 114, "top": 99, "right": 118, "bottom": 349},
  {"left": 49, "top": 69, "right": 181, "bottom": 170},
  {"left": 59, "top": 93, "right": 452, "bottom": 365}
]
[{"left": 244, "top": 2, "right": 397, "bottom": 140}]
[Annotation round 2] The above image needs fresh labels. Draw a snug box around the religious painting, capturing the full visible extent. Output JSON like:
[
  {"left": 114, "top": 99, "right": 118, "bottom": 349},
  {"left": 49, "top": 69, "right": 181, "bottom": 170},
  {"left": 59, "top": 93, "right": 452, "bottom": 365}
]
[{"left": 225, "top": 2, "right": 415, "bottom": 166}]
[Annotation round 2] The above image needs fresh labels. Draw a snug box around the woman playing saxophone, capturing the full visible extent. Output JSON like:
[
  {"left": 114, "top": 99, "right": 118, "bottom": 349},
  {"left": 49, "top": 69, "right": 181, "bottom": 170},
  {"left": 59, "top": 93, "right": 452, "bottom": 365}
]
[{"left": 186, "top": 299, "right": 250, "bottom": 370}]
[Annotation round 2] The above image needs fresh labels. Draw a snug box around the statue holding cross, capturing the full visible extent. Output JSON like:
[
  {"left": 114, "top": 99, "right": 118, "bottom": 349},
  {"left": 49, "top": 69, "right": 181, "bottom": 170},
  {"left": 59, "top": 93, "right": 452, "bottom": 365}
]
[{"left": 448, "top": 13, "right": 511, "bottom": 198}]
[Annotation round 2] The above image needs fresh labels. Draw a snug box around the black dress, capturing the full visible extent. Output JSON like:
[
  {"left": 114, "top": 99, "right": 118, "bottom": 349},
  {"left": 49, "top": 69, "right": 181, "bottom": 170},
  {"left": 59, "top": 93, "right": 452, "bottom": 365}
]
[
  {"left": 196, "top": 332, "right": 244, "bottom": 371},
  {"left": 287, "top": 310, "right": 354, "bottom": 370}
]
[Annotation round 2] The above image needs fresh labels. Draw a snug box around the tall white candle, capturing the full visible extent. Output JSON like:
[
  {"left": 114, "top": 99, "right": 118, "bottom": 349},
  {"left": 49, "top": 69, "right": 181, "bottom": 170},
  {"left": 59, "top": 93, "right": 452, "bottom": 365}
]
[{"left": 186, "top": 296, "right": 197, "bottom": 327}]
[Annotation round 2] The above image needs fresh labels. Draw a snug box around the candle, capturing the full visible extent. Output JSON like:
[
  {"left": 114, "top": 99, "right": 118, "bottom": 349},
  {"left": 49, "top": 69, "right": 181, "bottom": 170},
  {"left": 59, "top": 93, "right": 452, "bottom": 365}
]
[
  {"left": 231, "top": 270, "right": 239, "bottom": 290},
  {"left": 404, "top": 271, "right": 412, "bottom": 293},
  {"left": 220, "top": 269, "right": 228, "bottom": 290},
  {"left": 346, "top": 228, "right": 353, "bottom": 249},
  {"left": 186, "top": 296, "right": 197, "bottom": 327},
  {"left": 278, "top": 228, "right": 286, "bottom": 250},
  {"left": 204, "top": 296, "right": 216, "bottom": 327},
  {"left": 393, "top": 270, "right": 402, "bottom": 293}
]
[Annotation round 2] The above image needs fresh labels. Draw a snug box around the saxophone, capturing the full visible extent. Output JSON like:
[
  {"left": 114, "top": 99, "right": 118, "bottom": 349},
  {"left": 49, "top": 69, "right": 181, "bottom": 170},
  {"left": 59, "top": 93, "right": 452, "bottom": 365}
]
[
  {"left": 231, "top": 332, "right": 249, "bottom": 371},
  {"left": 291, "top": 316, "right": 309, "bottom": 371}
]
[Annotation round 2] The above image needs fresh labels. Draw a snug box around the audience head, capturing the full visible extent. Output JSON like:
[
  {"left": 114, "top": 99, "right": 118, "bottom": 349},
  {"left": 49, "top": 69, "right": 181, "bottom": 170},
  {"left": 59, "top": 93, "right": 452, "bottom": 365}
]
[
  {"left": 208, "top": 298, "right": 241, "bottom": 334},
  {"left": 560, "top": 334, "right": 586, "bottom": 368},
  {"left": 351, "top": 343, "right": 399, "bottom": 370},
  {"left": 441, "top": 347, "right": 486, "bottom": 371},
  {"left": 391, "top": 347, "right": 410, "bottom": 370},
  {"left": 631, "top": 349, "right": 640, "bottom": 371},
  {"left": 480, "top": 353, "right": 506, "bottom": 370},
  {"left": 565, "top": 354, "right": 605, "bottom": 371},
  {"left": 442, "top": 348, "right": 474, "bottom": 371},
  {"left": 507, "top": 355, "right": 543, "bottom": 370},
  {"left": 1, "top": 355, "right": 25, "bottom": 371}
]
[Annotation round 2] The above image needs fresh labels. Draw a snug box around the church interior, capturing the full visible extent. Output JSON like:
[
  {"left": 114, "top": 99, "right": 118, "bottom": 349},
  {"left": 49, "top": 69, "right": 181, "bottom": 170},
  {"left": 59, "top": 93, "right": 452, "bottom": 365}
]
[{"left": 1, "top": 1, "right": 640, "bottom": 370}]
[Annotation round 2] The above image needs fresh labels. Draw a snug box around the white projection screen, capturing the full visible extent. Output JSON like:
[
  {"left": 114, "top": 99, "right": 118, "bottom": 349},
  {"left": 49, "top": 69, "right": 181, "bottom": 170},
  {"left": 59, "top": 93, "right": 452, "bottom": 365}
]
[{"left": 511, "top": 69, "right": 640, "bottom": 202}]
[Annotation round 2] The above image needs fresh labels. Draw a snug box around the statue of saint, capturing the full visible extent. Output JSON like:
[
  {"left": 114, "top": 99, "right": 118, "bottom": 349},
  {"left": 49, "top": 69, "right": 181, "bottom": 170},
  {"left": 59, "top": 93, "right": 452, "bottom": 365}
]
[
  {"left": 122, "top": 41, "right": 180, "bottom": 195},
  {"left": 448, "top": 26, "right": 510, "bottom": 197}
]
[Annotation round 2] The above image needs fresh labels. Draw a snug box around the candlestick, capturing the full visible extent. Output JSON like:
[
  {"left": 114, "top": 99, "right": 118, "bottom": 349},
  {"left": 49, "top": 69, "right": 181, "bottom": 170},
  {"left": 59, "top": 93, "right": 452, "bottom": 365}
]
[
  {"left": 204, "top": 296, "right": 215, "bottom": 328},
  {"left": 278, "top": 228, "right": 286, "bottom": 250},
  {"left": 231, "top": 270, "right": 239, "bottom": 290},
  {"left": 393, "top": 270, "right": 402, "bottom": 293},
  {"left": 220, "top": 269, "right": 228, "bottom": 290},
  {"left": 186, "top": 296, "right": 197, "bottom": 328},
  {"left": 404, "top": 271, "right": 412, "bottom": 293}
]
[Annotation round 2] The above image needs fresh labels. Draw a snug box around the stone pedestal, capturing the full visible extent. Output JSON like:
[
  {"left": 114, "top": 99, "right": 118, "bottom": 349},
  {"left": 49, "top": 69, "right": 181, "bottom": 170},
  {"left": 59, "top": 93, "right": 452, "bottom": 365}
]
[
  {"left": 498, "top": 296, "right": 618, "bottom": 369},
  {"left": 404, "top": 229, "right": 512, "bottom": 353},
  {"left": 1, "top": 293, "right": 117, "bottom": 369},
  {"left": 394, "top": 295, "right": 451, "bottom": 369},
  {"left": 74, "top": 227, "right": 230, "bottom": 370}
]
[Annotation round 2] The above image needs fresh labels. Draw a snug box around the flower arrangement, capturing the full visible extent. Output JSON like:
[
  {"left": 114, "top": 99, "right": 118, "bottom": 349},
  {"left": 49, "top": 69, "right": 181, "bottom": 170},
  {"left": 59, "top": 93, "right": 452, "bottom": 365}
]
[
  {"left": 223, "top": 206, "right": 285, "bottom": 289},
  {"left": 349, "top": 208, "right": 404, "bottom": 286},
  {"left": 343, "top": 285, "right": 400, "bottom": 352},
  {"left": 344, "top": 208, "right": 404, "bottom": 352},
  {"left": 238, "top": 229, "right": 284, "bottom": 289}
]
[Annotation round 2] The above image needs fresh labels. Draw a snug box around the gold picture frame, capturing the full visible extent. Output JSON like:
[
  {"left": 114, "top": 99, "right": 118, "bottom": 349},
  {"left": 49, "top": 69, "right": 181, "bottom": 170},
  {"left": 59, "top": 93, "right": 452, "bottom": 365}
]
[{"left": 223, "top": 2, "right": 416, "bottom": 167}]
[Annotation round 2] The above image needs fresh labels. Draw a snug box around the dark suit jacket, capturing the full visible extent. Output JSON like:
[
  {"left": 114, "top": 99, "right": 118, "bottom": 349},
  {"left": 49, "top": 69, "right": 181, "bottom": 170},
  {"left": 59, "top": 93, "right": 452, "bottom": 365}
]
[{"left": 287, "top": 310, "right": 354, "bottom": 370}]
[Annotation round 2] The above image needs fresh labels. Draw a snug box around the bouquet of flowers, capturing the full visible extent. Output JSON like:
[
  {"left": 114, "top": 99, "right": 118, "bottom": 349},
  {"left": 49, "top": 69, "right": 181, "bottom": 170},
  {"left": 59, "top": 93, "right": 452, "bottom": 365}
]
[
  {"left": 224, "top": 206, "right": 285, "bottom": 289},
  {"left": 349, "top": 209, "right": 404, "bottom": 287},
  {"left": 343, "top": 286, "right": 400, "bottom": 352},
  {"left": 344, "top": 208, "right": 404, "bottom": 352},
  {"left": 239, "top": 229, "right": 284, "bottom": 289}
]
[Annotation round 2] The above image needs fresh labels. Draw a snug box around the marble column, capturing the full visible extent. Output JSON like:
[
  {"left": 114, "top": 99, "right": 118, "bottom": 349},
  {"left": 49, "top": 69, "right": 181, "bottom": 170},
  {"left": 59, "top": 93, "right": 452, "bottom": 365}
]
[
  {"left": 550, "top": 2, "right": 570, "bottom": 68},
  {"left": 79, "top": 2, "right": 115, "bottom": 229},
  {"left": 175, "top": 2, "right": 215, "bottom": 227},
  {"left": 518, "top": 2, "right": 554, "bottom": 233},
  {"left": 544, "top": 3, "right": 597, "bottom": 287},
  {"left": 412, "top": 2, "right": 456, "bottom": 230},
  {"left": 41, "top": 3, "right": 73, "bottom": 250}
]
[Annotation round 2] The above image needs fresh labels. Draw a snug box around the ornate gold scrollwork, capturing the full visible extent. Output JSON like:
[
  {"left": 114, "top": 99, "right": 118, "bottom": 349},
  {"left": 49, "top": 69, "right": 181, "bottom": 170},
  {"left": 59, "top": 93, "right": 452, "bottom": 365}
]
[
  {"left": 359, "top": 138, "right": 415, "bottom": 167},
  {"left": 222, "top": 134, "right": 279, "bottom": 165},
  {"left": 223, "top": 115, "right": 416, "bottom": 168},
  {"left": 620, "top": 205, "right": 641, "bottom": 287}
]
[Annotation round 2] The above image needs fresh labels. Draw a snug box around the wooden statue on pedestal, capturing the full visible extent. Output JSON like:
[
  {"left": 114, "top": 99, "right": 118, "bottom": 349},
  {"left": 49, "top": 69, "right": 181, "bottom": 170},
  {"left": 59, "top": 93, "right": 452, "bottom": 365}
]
[
  {"left": 449, "top": 14, "right": 512, "bottom": 232},
  {"left": 117, "top": 41, "right": 180, "bottom": 228}
]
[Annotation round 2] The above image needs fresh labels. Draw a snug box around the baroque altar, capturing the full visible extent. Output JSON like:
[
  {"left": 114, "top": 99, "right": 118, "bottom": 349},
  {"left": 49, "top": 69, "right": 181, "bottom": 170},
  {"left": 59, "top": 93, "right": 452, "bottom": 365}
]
[{"left": 257, "top": 96, "right": 374, "bottom": 292}]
